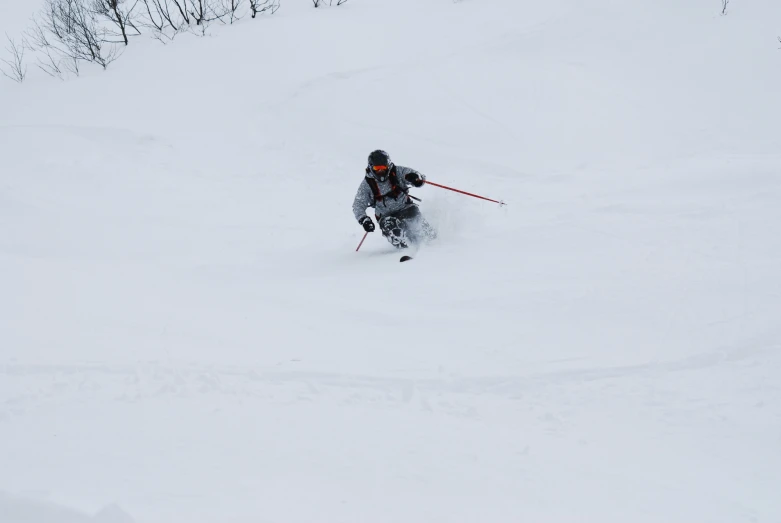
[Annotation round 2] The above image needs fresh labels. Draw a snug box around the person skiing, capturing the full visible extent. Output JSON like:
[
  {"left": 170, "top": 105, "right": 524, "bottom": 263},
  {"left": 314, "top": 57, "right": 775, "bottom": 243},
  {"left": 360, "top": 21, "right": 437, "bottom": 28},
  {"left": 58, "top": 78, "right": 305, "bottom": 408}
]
[{"left": 352, "top": 149, "right": 436, "bottom": 249}]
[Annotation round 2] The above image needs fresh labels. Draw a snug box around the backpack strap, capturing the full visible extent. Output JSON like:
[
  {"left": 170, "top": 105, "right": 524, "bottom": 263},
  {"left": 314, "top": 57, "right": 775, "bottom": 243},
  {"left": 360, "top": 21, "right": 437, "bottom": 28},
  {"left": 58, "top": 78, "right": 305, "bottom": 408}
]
[
  {"left": 365, "top": 166, "right": 408, "bottom": 205},
  {"left": 365, "top": 174, "right": 383, "bottom": 204}
]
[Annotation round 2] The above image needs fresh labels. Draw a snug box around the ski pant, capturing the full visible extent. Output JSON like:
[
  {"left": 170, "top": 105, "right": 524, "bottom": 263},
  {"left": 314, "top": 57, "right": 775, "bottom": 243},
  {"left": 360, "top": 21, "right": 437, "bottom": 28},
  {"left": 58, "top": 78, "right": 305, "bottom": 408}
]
[{"left": 378, "top": 205, "right": 436, "bottom": 249}]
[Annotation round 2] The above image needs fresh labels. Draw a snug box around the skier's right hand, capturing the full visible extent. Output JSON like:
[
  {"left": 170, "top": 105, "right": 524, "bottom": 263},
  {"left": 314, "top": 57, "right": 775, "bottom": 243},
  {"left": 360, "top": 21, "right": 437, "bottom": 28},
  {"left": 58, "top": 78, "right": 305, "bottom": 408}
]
[{"left": 360, "top": 216, "right": 375, "bottom": 232}]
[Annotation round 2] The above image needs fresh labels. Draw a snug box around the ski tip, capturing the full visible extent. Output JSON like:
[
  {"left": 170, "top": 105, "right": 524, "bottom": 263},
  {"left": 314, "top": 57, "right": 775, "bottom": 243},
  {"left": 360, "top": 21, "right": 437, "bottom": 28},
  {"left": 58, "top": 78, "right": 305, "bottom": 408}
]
[{"left": 400, "top": 255, "right": 413, "bottom": 262}]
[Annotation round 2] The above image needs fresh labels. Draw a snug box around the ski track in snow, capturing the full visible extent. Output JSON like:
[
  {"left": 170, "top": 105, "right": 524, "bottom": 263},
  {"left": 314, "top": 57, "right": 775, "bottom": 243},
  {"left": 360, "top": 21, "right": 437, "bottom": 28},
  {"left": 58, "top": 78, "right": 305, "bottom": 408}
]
[{"left": 1, "top": 336, "right": 778, "bottom": 405}]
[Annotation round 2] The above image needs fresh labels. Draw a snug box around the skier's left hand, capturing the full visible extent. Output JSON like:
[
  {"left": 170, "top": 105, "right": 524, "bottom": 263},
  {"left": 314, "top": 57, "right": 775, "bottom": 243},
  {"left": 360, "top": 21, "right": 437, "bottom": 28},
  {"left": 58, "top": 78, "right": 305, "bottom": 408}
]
[{"left": 406, "top": 172, "right": 425, "bottom": 187}]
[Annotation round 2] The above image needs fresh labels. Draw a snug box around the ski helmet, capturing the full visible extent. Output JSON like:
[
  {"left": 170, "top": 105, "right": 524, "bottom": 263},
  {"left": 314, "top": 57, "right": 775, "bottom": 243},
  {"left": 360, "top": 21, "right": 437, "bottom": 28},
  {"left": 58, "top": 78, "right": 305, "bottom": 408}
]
[{"left": 368, "top": 150, "right": 393, "bottom": 182}]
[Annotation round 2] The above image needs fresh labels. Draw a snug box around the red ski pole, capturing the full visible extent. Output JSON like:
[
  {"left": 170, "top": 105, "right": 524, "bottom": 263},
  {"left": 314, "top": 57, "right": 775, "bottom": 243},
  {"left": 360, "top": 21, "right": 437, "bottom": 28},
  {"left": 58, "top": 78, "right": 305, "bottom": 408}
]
[
  {"left": 356, "top": 231, "right": 369, "bottom": 252},
  {"left": 425, "top": 181, "right": 506, "bottom": 206}
]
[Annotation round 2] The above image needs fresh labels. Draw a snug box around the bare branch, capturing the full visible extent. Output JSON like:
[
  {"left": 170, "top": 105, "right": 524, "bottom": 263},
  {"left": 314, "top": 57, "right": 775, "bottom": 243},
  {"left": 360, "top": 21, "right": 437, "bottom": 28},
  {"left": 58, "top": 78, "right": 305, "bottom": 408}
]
[
  {"left": 249, "top": 0, "right": 278, "bottom": 17},
  {"left": 25, "top": 20, "right": 65, "bottom": 78},
  {"left": 64, "top": 53, "right": 80, "bottom": 75},
  {"left": 140, "top": 0, "right": 164, "bottom": 31},
  {"left": 29, "top": 0, "right": 124, "bottom": 72},
  {"left": 313, "top": 0, "right": 347, "bottom": 7},
  {"left": 222, "top": 0, "right": 244, "bottom": 24},
  {"left": 93, "top": 0, "right": 139, "bottom": 45},
  {"left": 170, "top": 0, "right": 190, "bottom": 25},
  {"left": 9, "top": 0, "right": 282, "bottom": 80},
  {"left": 721, "top": 0, "right": 729, "bottom": 15},
  {"left": 187, "top": 0, "right": 231, "bottom": 30},
  {"left": 1, "top": 33, "right": 28, "bottom": 83}
]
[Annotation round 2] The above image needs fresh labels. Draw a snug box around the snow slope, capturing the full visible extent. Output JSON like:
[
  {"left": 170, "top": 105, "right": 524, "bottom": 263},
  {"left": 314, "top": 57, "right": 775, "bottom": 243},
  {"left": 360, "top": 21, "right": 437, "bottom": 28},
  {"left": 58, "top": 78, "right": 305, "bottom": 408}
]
[{"left": 2, "top": 0, "right": 781, "bottom": 521}]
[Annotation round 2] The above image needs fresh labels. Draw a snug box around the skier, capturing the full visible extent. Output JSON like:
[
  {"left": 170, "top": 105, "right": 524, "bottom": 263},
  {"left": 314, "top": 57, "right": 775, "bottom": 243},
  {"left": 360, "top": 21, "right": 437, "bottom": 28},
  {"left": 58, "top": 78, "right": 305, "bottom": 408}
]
[{"left": 352, "top": 149, "right": 436, "bottom": 250}]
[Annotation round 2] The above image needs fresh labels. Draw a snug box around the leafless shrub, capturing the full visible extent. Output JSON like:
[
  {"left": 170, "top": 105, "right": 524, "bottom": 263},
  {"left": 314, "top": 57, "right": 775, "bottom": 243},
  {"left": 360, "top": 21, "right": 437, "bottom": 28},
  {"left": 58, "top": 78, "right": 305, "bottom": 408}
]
[
  {"left": 1, "top": 34, "right": 28, "bottom": 83},
  {"left": 721, "top": 0, "right": 729, "bottom": 15},
  {"left": 189, "top": 0, "right": 210, "bottom": 25},
  {"left": 37, "top": 0, "right": 122, "bottom": 70},
  {"left": 26, "top": 18, "right": 67, "bottom": 78},
  {"left": 249, "top": 0, "right": 279, "bottom": 17},
  {"left": 144, "top": 0, "right": 190, "bottom": 30},
  {"left": 10, "top": 0, "right": 281, "bottom": 81},
  {"left": 221, "top": 0, "right": 244, "bottom": 24},
  {"left": 169, "top": 0, "right": 192, "bottom": 25},
  {"left": 139, "top": 0, "right": 230, "bottom": 36},
  {"left": 140, "top": 0, "right": 165, "bottom": 31},
  {"left": 313, "top": 0, "right": 347, "bottom": 6},
  {"left": 138, "top": 0, "right": 189, "bottom": 42},
  {"left": 93, "top": 0, "right": 142, "bottom": 45},
  {"left": 188, "top": 0, "right": 233, "bottom": 29}
]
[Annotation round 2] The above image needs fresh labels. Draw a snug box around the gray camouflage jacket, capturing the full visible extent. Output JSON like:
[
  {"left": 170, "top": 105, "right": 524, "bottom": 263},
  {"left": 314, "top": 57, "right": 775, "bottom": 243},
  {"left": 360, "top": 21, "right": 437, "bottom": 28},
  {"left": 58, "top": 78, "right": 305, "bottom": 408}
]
[{"left": 352, "top": 165, "right": 426, "bottom": 222}]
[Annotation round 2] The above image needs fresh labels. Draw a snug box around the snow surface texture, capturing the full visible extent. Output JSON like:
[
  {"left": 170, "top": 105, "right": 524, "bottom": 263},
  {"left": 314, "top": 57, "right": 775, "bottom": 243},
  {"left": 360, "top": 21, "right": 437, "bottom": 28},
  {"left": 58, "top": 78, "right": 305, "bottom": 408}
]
[{"left": 2, "top": 0, "right": 781, "bottom": 521}]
